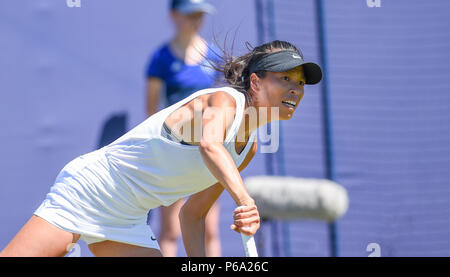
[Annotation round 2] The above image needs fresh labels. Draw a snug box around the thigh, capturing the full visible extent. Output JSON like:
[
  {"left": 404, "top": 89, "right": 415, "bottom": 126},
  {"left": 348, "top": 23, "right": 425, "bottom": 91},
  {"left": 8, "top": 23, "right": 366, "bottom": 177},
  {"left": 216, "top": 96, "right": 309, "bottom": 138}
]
[
  {"left": 0, "top": 215, "right": 80, "bottom": 257},
  {"left": 88, "top": 240, "right": 162, "bottom": 257}
]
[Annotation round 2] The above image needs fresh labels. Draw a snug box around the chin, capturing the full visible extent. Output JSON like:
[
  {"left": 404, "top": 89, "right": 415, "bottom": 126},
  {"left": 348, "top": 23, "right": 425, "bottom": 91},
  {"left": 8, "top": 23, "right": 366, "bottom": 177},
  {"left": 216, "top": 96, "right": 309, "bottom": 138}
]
[{"left": 279, "top": 113, "right": 294, "bottom": 121}]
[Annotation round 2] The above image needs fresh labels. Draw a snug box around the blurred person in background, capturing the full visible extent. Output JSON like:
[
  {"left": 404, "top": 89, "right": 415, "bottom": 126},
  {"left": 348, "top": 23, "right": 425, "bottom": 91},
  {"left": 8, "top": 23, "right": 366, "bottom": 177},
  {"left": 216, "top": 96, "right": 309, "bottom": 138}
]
[{"left": 145, "top": 0, "right": 222, "bottom": 257}]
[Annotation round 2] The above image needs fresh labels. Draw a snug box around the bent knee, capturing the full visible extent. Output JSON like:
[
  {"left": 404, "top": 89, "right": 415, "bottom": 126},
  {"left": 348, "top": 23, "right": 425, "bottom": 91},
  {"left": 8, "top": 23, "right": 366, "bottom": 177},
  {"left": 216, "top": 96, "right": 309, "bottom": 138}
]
[{"left": 159, "top": 231, "right": 180, "bottom": 241}]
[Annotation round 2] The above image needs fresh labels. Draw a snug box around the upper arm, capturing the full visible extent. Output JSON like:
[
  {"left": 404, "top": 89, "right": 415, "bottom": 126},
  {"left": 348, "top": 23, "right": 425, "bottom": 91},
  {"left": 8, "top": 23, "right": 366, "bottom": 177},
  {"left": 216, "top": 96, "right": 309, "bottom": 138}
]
[
  {"left": 147, "top": 77, "right": 163, "bottom": 95},
  {"left": 146, "top": 48, "right": 165, "bottom": 79},
  {"left": 145, "top": 48, "right": 165, "bottom": 106},
  {"left": 146, "top": 78, "right": 163, "bottom": 116},
  {"left": 200, "top": 91, "right": 237, "bottom": 147}
]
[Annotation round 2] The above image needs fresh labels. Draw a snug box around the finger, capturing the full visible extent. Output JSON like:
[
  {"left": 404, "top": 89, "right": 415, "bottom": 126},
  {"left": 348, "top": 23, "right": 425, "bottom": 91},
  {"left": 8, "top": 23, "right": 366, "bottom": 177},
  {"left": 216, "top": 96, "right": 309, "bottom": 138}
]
[
  {"left": 234, "top": 205, "right": 257, "bottom": 214},
  {"left": 234, "top": 209, "right": 259, "bottom": 220},
  {"left": 232, "top": 225, "right": 254, "bottom": 236},
  {"left": 230, "top": 224, "right": 241, "bottom": 234},
  {"left": 234, "top": 216, "right": 260, "bottom": 227},
  {"left": 234, "top": 207, "right": 258, "bottom": 220},
  {"left": 239, "top": 225, "right": 259, "bottom": 236},
  {"left": 233, "top": 217, "right": 259, "bottom": 227},
  {"left": 232, "top": 222, "right": 260, "bottom": 236}
]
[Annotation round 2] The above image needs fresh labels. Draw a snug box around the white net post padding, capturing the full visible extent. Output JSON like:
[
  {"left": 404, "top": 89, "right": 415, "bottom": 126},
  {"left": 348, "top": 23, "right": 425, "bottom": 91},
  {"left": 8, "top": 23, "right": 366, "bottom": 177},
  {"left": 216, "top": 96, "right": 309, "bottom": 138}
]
[{"left": 244, "top": 176, "right": 349, "bottom": 222}]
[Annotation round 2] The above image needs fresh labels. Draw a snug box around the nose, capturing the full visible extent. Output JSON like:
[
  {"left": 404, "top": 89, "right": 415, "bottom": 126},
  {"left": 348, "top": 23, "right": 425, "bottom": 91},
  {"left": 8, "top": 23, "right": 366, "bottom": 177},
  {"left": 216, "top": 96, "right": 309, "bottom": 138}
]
[{"left": 289, "top": 86, "right": 303, "bottom": 97}]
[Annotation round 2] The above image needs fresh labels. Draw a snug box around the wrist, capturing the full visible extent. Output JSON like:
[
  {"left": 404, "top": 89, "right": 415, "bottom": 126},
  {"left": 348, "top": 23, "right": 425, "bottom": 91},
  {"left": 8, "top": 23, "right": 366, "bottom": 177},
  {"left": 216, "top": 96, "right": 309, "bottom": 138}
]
[{"left": 236, "top": 197, "right": 255, "bottom": 207}]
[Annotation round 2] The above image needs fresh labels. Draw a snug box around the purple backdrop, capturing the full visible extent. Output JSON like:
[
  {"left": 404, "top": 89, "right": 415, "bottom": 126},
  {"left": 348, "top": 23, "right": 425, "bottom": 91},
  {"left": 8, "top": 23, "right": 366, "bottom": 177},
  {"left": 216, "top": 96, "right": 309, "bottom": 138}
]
[{"left": 1, "top": 0, "right": 450, "bottom": 257}]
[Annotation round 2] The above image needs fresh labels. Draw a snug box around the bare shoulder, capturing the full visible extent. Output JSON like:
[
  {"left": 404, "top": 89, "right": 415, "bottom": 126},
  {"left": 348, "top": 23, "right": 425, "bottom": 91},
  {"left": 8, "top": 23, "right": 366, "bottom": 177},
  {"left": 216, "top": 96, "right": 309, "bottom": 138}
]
[{"left": 206, "top": 91, "right": 236, "bottom": 109}]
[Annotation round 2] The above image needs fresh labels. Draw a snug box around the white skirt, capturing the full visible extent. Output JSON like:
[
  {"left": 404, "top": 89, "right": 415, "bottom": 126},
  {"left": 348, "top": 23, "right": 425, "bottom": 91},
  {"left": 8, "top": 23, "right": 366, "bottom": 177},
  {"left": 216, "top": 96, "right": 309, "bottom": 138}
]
[{"left": 34, "top": 149, "right": 160, "bottom": 250}]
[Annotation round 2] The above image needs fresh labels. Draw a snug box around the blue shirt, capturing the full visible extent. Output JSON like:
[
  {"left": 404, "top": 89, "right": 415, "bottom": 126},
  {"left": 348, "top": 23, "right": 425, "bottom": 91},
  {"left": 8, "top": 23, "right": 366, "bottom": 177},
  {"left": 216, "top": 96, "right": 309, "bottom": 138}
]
[{"left": 146, "top": 43, "right": 222, "bottom": 106}]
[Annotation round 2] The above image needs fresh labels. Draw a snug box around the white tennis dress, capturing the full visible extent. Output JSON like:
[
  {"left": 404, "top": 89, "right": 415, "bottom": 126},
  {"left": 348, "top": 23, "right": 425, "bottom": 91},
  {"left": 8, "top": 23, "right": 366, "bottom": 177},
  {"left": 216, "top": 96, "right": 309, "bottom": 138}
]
[{"left": 34, "top": 87, "right": 257, "bottom": 249}]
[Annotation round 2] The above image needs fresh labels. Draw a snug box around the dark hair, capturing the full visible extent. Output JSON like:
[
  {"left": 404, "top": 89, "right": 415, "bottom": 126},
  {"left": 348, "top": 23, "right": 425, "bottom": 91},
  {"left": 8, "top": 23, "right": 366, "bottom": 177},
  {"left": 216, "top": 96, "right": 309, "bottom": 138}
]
[{"left": 209, "top": 40, "right": 303, "bottom": 105}]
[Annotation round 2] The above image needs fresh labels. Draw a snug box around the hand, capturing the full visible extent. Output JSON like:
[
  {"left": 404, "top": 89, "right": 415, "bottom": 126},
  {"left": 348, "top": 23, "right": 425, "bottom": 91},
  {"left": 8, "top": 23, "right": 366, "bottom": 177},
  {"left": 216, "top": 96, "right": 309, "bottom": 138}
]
[{"left": 230, "top": 205, "right": 260, "bottom": 236}]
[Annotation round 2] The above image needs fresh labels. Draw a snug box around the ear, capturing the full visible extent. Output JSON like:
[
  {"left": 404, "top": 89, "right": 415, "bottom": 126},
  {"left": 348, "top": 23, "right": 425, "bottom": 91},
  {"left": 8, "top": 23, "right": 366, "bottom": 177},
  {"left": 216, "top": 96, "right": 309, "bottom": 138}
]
[{"left": 249, "top": 73, "right": 261, "bottom": 92}]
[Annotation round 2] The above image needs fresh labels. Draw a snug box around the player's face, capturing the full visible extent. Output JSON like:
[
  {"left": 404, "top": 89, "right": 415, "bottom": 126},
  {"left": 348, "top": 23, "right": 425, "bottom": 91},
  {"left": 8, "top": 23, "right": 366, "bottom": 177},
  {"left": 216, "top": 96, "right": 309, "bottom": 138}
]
[
  {"left": 171, "top": 11, "right": 205, "bottom": 34},
  {"left": 257, "top": 66, "right": 306, "bottom": 121}
]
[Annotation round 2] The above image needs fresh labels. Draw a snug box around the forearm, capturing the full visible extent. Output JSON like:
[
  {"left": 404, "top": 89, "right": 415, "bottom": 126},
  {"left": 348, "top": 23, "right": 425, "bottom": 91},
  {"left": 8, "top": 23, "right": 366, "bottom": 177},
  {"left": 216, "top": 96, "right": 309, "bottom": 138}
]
[
  {"left": 179, "top": 213, "right": 206, "bottom": 257},
  {"left": 199, "top": 143, "right": 254, "bottom": 206}
]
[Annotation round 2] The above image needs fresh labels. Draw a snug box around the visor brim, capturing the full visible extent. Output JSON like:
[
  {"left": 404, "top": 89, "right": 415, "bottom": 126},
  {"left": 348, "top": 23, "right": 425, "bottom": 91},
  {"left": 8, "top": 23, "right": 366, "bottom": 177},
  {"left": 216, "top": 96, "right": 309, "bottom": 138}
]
[
  {"left": 268, "top": 60, "right": 322, "bottom": 85},
  {"left": 176, "top": 3, "right": 216, "bottom": 14},
  {"left": 301, "top": 62, "right": 322, "bottom": 85}
]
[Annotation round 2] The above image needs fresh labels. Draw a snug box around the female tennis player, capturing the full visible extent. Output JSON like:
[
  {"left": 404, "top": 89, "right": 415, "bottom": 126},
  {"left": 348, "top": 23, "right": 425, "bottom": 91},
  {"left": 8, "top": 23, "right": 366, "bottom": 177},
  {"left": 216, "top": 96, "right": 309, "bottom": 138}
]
[
  {"left": 146, "top": 0, "right": 222, "bottom": 257},
  {"left": 0, "top": 40, "right": 322, "bottom": 257}
]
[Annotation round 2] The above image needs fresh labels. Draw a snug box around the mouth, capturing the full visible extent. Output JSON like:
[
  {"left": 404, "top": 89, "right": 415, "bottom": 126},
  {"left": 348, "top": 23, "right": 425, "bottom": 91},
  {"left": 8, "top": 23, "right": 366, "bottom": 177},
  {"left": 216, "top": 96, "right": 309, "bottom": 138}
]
[{"left": 281, "top": 100, "right": 297, "bottom": 109}]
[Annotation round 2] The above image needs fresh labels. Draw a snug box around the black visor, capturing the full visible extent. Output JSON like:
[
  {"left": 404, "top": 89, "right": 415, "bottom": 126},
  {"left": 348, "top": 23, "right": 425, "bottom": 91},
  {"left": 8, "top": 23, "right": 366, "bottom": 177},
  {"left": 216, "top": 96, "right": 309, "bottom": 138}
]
[{"left": 249, "top": 50, "right": 322, "bottom": 85}]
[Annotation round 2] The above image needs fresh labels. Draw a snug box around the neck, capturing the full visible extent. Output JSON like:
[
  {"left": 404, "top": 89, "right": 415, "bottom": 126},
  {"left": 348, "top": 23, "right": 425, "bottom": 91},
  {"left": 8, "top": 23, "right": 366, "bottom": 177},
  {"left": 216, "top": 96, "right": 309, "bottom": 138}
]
[
  {"left": 236, "top": 101, "right": 275, "bottom": 145},
  {"left": 172, "top": 32, "right": 199, "bottom": 49},
  {"left": 246, "top": 91, "right": 276, "bottom": 128}
]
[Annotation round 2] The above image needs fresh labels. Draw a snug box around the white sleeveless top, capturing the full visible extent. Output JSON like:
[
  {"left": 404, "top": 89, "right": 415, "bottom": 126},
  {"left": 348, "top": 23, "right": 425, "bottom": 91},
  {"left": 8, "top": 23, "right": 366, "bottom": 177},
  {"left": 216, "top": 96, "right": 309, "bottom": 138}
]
[{"left": 101, "top": 86, "right": 257, "bottom": 210}]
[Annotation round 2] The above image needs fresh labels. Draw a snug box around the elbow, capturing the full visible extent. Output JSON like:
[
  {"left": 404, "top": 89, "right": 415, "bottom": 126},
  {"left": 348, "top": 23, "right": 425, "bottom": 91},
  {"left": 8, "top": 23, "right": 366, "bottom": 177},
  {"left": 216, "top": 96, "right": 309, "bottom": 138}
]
[
  {"left": 199, "top": 140, "right": 221, "bottom": 157},
  {"left": 199, "top": 140, "right": 212, "bottom": 153}
]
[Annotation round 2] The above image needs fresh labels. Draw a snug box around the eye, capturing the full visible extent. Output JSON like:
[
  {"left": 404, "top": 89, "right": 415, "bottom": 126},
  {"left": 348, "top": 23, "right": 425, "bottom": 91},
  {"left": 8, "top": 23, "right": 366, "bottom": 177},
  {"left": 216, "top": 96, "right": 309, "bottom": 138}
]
[
  {"left": 298, "top": 80, "right": 305, "bottom": 86},
  {"left": 282, "top": 76, "right": 290, "bottom": 81}
]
